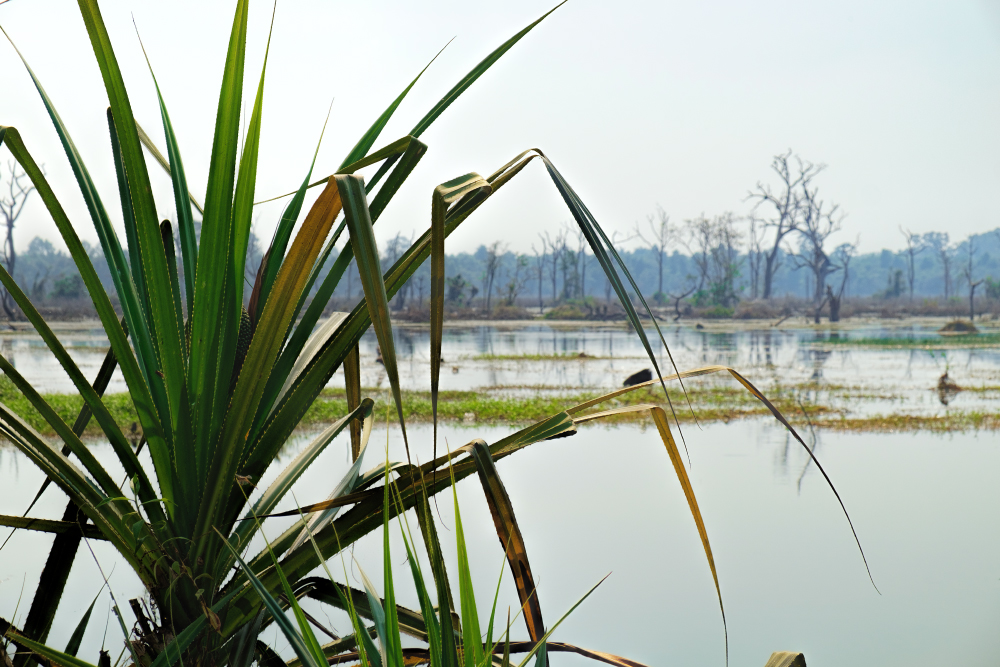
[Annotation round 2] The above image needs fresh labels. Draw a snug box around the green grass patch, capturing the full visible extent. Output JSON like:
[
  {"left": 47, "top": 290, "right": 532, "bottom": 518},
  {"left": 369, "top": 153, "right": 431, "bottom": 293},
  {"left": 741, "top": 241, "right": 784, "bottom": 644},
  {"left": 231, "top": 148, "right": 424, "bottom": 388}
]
[
  {"left": 473, "top": 352, "right": 606, "bottom": 361},
  {"left": 808, "top": 333, "right": 1000, "bottom": 348}
]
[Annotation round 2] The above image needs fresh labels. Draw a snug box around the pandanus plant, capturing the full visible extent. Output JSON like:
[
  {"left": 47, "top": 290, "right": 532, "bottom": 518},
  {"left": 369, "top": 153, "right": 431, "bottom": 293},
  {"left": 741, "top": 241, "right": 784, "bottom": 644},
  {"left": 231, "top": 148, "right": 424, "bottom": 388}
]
[{"left": 0, "top": 1, "right": 873, "bottom": 666}]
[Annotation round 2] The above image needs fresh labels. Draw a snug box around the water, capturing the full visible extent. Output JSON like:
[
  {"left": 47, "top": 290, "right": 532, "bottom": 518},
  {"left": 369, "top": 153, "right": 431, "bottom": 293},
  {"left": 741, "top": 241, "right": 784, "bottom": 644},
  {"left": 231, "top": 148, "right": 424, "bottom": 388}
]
[
  {"left": 1, "top": 320, "right": 999, "bottom": 665},
  {"left": 4, "top": 318, "right": 1000, "bottom": 416}
]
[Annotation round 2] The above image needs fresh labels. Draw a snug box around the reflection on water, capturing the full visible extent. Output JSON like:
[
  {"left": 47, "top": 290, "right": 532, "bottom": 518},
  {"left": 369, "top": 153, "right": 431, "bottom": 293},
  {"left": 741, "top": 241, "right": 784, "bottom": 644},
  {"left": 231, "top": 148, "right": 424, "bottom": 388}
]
[
  {"left": 2, "top": 420, "right": 998, "bottom": 666},
  {"left": 5, "top": 321, "right": 999, "bottom": 420}
]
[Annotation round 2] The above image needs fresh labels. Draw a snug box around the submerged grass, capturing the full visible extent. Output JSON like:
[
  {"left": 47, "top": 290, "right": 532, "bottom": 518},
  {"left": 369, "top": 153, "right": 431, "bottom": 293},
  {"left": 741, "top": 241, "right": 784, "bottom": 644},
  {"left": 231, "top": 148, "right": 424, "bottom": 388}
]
[
  {"left": 808, "top": 333, "right": 1000, "bottom": 348},
  {"left": 473, "top": 352, "right": 610, "bottom": 361},
  {"left": 4, "top": 373, "right": 997, "bottom": 439}
]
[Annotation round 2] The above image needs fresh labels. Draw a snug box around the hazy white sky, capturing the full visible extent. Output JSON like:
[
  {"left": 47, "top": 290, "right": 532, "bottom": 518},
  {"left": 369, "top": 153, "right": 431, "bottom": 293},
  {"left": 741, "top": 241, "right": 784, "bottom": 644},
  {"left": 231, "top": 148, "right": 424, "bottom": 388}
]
[{"left": 1, "top": 0, "right": 998, "bottom": 258}]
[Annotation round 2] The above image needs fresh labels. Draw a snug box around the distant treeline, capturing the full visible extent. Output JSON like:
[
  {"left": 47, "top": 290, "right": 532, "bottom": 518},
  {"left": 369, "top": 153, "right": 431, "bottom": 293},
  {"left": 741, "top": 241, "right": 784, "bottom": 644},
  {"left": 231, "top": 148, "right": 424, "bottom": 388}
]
[{"left": 8, "top": 227, "right": 1000, "bottom": 315}]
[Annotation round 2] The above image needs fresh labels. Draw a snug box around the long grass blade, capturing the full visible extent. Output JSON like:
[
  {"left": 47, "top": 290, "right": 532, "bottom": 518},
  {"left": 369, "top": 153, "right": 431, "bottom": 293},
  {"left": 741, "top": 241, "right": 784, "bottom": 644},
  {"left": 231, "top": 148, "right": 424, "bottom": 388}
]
[
  {"left": 514, "top": 575, "right": 609, "bottom": 667},
  {"left": 430, "top": 175, "right": 490, "bottom": 460},
  {"left": 336, "top": 174, "right": 409, "bottom": 459},
  {"left": 0, "top": 515, "right": 104, "bottom": 540},
  {"left": 566, "top": 363, "right": 877, "bottom": 590},
  {"left": 466, "top": 441, "right": 544, "bottom": 644},
  {"left": 447, "top": 455, "right": 482, "bottom": 667},
  {"left": 135, "top": 120, "right": 204, "bottom": 214},
  {"left": 78, "top": 0, "right": 190, "bottom": 469},
  {"left": 0, "top": 627, "right": 98, "bottom": 667},
  {"left": 0, "top": 126, "right": 171, "bottom": 505},
  {"left": 0, "top": 264, "right": 161, "bottom": 517},
  {"left": 381, "top": 466, "right": 404, "bottom": 667},
  {"left": 136, "top": 39, "right": 200, "bottom": 313},
  {"left": 64, "top": 589, "right": 101, "bottom": 657},
  {"left": 253, "top": 106, "right": 332, "bottom": 320},
  {"left": 575, "top": 403, "right": 727, "bottom": 660},
  {"left": 216, "top": 529, "right": 325, "bottom": 667},
  {"left": 189, "top": 0, "right": 250, "bottom": 490}
]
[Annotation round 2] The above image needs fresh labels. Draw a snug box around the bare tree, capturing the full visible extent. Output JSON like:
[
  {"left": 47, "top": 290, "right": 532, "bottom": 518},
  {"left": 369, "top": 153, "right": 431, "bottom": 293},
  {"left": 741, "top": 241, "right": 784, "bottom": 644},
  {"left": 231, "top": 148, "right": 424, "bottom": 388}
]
[
  {"left": 826, "top": 240, "right": 858, "bottom": 322},
  {"left": 746, "top": 214, "right": 766, "bottom": 299},
  {"left": 482, "top": 241, "right": 507, "bottom": 313},
  {"left": 574, "top": 228, "right": 589, "bottom": 299},
  {"left": 922, "top": 232, "right": 952, "bottom": 298},
  {"left": 961, "top": 236, "right": 983, "bottom": 321},
  {"left": 384, "top": 231, "right": 413, "bottom": 308},
  {"left": 684, "top": 215, "right": 713, "bottom": 293},
  {"left": 788, "top": 185, "right": 843, "bottom": 304},
  {"left": 415, "top": 274, "right": 426, "bottom": 308},
  {"left": 531, "top": 241, "right": 546, "bottom": 313},
  {"left": 900, "top": 227, "right": 925, "bottom": 301},
  {"left": 542, "top": 229, "right": 566, "bottom": 304},
  {"left": 683, "top": 213, "right": 743, "bottom": 307},
  {"left": 748, "top": 151, "right": 825, "bottom": 299},
  {"left": 634, "top": 205, "right": 675, "bottom": 301},
  {"left": 502, "top": 254, "right": 530, "bottom": 306},
  {"left": 603, "top": 230, "right": 630, "bottom": 305},
  {"left": 0, "top": 161, "right": 38, "bottom": 319}
]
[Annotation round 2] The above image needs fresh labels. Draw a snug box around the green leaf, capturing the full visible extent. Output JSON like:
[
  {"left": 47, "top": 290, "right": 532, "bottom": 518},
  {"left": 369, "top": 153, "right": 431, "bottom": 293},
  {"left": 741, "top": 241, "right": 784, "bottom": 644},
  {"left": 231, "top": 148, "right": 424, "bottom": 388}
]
[
  {"left": 189, "top": 0, "right": 250, "bottom": 489},
  {"left": 64, "top": 589, "right": 101, "bottom": 656},
  {"left": 0, "top": 262, "right": 162, "bottom": 519},
  {"left": 0, "top": 354, "right": 120, "bottom": 499},
  {"left": 382, "top": 466, "right": 404, "bottom": 667},
  {"left": 514, "top": 575, "right": 608, "bottom": 667},
  {"left": 216, "top": 529, "right": 326, "bottom": 667},
  {"left": 193, "top": 1, "right": 283, "bottom": 554},
  {"left": 355, "top": 561, "right": 387, "bottom": 667},
  {"left": 2, "top": 627, "right": 99, "bottom": 667},
  {"left": 78, "top": 0, "right": 190, "bottom": 477},
  {"left": 137, "top": 40, "right": 199, "bottom": 313},
  {"left": 254, "top": 107, "right": 332, "bottom": 319},
  {"left": 0, "top": 405, "right": 137, "bottom": 569},
  {"left": 430, "top": 175, "right": 491, "bottom": 462},
  {"left": 448, "top": 455, "right": 482, "bottom": 667},
  {"left": 0, "top": 515, "right": 104, "bottom": 541},
  {"left": 335, "top": 174, "right": 410, "bottom": 459},
  {"left": 411, "top": 3, "right": 566, "bottom": 139},
  {"left": 0, "top": 122, "right": 171, "bottom": 508}
]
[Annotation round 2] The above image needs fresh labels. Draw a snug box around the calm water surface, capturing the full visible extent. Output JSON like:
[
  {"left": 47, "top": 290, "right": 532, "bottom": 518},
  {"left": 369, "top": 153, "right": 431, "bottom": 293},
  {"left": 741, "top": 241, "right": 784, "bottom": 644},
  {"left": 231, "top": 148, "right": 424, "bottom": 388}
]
[{"left": 0, "top": 322, "right": 998, "bottom": 665}]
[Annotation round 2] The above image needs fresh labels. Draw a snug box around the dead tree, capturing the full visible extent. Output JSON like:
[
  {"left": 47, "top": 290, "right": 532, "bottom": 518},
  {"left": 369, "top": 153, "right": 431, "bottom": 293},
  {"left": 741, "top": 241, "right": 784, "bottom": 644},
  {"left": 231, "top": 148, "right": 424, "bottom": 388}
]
[
  {"left": 683, "top": 213, "right": 743, "bottom": 307},
  {"left": 900, "top": 227, "right": 925, "bottom": 301},
  {"left": 748, "top": 151, "right": 825, "bottom": 299},
  {"left": 482, "top": 240, "right": 507, "bottom": 313},
  {"left": 683, "top": 215, "right": 713, "bottom": 294},
  {"left": 746, "top": 214, "right": 766, "bottom": 299},
  {"left": 541, "top": 229, "right": 566, "bottom": 304},
  {"left": 531, "top": 241, "right": 546, "bottom": 313},
  {"left": 826, "top": 240, "right": 858, "bottom": 322},
  {"left": 634, "top": 205, "right": 675, "bottom": 301},
  {"left": 961, "top": 236, "right": 982, "bottom": 321},
  {"left": 502, "top": 254, "right": 530, "bottom": 306},
  {"left": 0, "top": 161, "right": 38, "bottom": 320},
  {"left": 922, "top": 232, "right": 952, "bottom": 298},
  {"left": 788, "top": 185, "right": 843, "bottom": 304}
]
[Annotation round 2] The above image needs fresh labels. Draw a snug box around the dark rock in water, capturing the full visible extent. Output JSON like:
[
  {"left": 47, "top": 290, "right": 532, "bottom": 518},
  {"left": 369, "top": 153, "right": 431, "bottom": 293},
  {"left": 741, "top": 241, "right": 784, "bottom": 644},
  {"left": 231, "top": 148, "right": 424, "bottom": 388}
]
[
  {"left": 695, "top": 323, "right": 705, "bottom": 329},
  {"left": 623, "top": 368, "right": 653, "bottom": 387}
]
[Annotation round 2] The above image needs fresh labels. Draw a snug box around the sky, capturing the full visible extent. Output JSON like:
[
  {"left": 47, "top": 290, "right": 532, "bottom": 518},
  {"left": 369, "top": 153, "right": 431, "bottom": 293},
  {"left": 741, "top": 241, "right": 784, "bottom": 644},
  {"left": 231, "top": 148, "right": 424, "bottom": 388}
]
[{"left": 1, "top": 0, "right": 998, "bottom": 259}]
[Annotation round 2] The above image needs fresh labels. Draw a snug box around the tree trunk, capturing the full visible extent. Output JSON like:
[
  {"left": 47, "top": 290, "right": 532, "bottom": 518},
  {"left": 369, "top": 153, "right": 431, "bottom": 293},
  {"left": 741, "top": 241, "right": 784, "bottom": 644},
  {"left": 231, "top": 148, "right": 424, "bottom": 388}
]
[
  {"left": 762, "top": 249, "right": 779, "bottom": 299},
  {"left": 827, "top": 286, "right": 840, "bottom": 322}
]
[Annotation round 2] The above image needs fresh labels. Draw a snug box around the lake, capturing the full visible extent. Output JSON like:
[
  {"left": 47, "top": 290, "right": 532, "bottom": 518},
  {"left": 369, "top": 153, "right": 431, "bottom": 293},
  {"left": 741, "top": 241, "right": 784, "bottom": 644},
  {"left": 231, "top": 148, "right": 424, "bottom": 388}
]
[{"left": 1, "top": 319, "right": 998, "bottom": 666}]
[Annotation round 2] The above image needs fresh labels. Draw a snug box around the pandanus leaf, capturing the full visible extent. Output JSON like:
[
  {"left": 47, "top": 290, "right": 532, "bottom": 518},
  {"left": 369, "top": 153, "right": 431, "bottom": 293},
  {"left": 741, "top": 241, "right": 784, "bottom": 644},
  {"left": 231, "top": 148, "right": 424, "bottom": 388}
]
[
  {"left": 336, "top": 174, "right": 410, "bottom": 459},
  {"left": 137, "top": 35, "right": 200, "bottom": 313},
  {"left": 466, "top": 441, "right": 545, "bottom": 644},
  {"left": 78, "top": 0, "right": 191, "bottom": 471}
]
